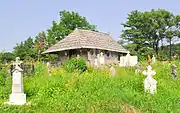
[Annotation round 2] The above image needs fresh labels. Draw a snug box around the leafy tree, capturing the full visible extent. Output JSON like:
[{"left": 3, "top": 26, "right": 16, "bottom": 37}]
[
  {"left": 13, "top": 37, "right": 35, "bottom": 60},
  {"left": 13, "top": 10, "right": 96, "bottom": 62},
  {"left": 175, "top": 43, "right": 180, "bottom": 56},
  {"left": 1, "top": 52, "right": 15, "bottom": 63},
  {"left": 13, "top": 42, "right": 25, "bottom": 59},
  {"left": 24, "top": 37, "right": 35, "bottom": 57},
  {"left": 34, "top": 32, "right": 46, "bottom": 61},
  {"left": 121, "top": 9, "right": 180, "bottom": 59},
  {"left": 0, "top": 52, "right": 3, "bottom": 63},
  {"left": 46, "top": 10, "right": 96, "bottom": 46},
  {"left": 37, "top": 31, "right": 46, "bottom": 49}
]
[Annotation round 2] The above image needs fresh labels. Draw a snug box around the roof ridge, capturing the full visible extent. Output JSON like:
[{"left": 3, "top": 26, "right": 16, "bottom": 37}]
[{"left": 77, "top": 28, "right": 111, "bottom": 37}]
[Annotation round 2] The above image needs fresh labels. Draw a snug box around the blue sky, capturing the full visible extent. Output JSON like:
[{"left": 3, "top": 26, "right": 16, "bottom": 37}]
[{"left": 0, "top": 0, "right": 179, "bottom": 52}]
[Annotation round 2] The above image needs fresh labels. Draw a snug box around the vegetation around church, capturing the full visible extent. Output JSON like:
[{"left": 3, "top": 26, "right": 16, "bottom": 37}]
[
  {"left": 0, "top": 60, "right": 179, "bottom": 113},
  {"left": 0, "top": 9, "right": 180, "bottom": 113}
]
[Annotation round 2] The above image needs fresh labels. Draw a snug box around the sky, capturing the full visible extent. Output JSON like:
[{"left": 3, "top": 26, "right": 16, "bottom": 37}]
[{"left": 0, "top": 0, "right": 179, "bottom": 52}]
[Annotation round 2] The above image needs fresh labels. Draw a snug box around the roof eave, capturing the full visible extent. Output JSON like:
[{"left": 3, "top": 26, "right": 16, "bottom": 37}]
[{"left": 42, "top": 46, "right": 129, "bottom": 54}]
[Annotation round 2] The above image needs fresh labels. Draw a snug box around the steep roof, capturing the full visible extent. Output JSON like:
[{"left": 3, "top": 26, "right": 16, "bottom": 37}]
[{"left": 42, "top": 29, "right": 128, "bottom": 54}]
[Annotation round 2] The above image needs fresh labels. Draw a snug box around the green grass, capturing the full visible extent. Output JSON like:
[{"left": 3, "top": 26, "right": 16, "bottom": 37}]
[{"left": 0, "top": 61, "right": 179, "bottom": 113}]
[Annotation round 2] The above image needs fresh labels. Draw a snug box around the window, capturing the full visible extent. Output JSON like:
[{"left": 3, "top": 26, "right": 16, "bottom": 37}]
[
  {"left": 95, "top": 49, "right": 99, "bottom": 56},
  {"left": 106, "top": 52, "right": 110, "bottom": 57}
]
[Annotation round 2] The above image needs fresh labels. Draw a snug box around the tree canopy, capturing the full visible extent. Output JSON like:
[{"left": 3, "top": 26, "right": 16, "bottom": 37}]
[
  {"left": 46, "top": 10, "right": 96, "bottom": 47},
  {"left": 13, "top": 37, "right": 35, "bottom": 60},
  {"left": 121, "top": 9, "right": 180, "bottom": 59},
  {"left": 13, "top": 10, "right": 96, "bottom": 61},
  {"left": 5, "top": 9, "right": 180, "bottom": 62}
]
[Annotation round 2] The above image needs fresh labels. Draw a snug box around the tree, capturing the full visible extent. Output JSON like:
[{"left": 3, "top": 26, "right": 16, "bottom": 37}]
[
  {"left": 13, "top": 37, "right": 35, "bottom": 60},
  {"left": 34, "top": 32, "right": 46, "bottom": 61},
  {"left": 121, "top": 9, "right": 180, "bottom": 59},
  {"left": 1, "top": 52, "right": 15, "bottom": 63},
  {"left": 13, "top": 10, "right": 97, "bottom": 62},
  {"left": 0, "top": 51, "right": 4, "bottom": 64},
  {"left": 46, "top": 10, "right": 96, "bottom": 46},
  {"left": 175, "top": 43, "right": 180, "bottom": 56}
]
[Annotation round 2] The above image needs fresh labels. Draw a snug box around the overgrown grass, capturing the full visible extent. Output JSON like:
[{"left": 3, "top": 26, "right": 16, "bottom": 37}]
[{"left": 0, "top": 61, "right": 179, "bottom": 113}]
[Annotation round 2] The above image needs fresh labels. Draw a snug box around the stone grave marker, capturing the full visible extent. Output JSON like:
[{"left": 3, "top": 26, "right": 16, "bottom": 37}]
[
  {"left": 110, "top": 65, "right": 116, "bottom": 76},
  {"left": 94, "top": 58, "right": 98, "bottom": 68},
  {"left": 135, "top": 63, "right": 141, "bottom": 74},
  {"left": 99, "top": 52, "right": 105, "bottom": 66},
  {"left": 5, "top": 57, "right": 26, "bottom": 105},
  {"left": 151, "top": 55, "right": 156, "bottom": 64},
  {"left": 171, "top": 64, "right": 178, "bottom": 79},
  {"left": 142, "top": 65, "right": 157, "bottom": 94},
  {"left": 119, "top": 52, "right": 138, "bottom": 67},
  {"left": 10, "top": 62, "right": 35, "bottom": 76}
]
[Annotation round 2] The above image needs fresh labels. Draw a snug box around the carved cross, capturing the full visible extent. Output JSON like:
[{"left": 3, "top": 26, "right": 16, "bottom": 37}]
[{"left": 13, "top": 57, "right": 23, "bottom": 71}]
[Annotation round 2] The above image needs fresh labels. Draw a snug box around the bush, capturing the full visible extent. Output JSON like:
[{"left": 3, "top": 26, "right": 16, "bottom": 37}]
[
  {"left": 0, "top": 64, "right": 10, "bottom": 86},
  {"left": 157, "top": 50, "right": 169, "bottom": 61},
  {"left": 137, "top": 55, "right": 146, "bottom": 62},
  {"left": 0, "top": 71, "right": 6, "bottom": 86},
  {"left": 63, "top": 57, "right": 87, "bottom": 73}
]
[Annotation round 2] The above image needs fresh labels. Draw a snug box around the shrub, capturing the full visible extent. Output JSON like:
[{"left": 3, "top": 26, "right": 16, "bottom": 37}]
[
  {"left": 0, "top": 64, "right": 10, "bottom": 86},
  {"left": 138, "top": 55, "right": 146, "bottom": 62},
  {"left": 0, "top": 71, "right": 6, "bottom": 86},
  {"left": 63, "top": 57, "right": 87, "bottom": 73},
  {"left": 155, "top": 50, "right": 169, "bottom": 61}
]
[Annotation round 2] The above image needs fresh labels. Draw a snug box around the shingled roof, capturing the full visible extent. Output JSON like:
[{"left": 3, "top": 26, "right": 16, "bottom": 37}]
[{"left": 42, "top": 29, "right": 128, "bottom": 54}]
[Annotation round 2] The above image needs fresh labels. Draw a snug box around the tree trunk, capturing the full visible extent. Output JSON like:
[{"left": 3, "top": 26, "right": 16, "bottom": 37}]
[
  {"left": 161, "top": 38, "right": 164, "bottom": 50},
  {"left": 169, "top": 38, "right": 172, "bottom": 60},
  {"left": 153, "top": 42, "right": 155, "bottom": 50},
  {"left": 155, "top": 40, "right": 159, "bottom": 56}
]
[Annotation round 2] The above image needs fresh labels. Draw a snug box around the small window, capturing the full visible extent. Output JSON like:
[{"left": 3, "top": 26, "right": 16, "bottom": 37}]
[
  {"left": 106, "top": 52, "right": 110, "bottom": 57},
  {"left": 105, "top": 50, "right": 110, "bottom": 57},
  {"left": 95, "top": 49, "right": 98, "bottom": 56}
]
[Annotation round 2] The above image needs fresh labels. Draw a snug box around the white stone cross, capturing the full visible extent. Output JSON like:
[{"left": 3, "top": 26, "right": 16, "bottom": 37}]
[
  {"left": 13, "top": 57, "right": 23, "bottom": 71},
  {"left": 94, "top": 58, "right": 98, "bottom": 68},
  {"left": 5, "top": 57, "right": 26, "bottom": 105},
  {"left": 99, "top": 52, "right": 105, "bottom": 65},
  {"left": 126, "top": 52, "right": 130, "bottom": 66},
  {"left": 142, "top": 65, "right": 157, "bottom": 94}
]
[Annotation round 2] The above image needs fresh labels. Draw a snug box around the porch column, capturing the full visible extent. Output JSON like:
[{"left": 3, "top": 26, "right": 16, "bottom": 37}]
[{"left": 94, "top": 49, "right": 98, "bottom": 68}]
